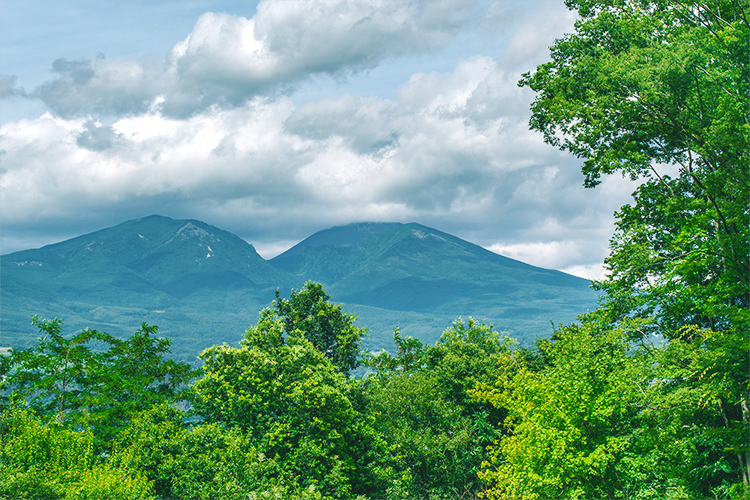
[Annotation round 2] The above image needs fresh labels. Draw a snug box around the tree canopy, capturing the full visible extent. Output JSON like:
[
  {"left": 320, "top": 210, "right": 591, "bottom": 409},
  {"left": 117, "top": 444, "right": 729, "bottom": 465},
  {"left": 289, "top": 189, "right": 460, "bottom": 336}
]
[
  {"left": 274, "top": 281, "right": 367, "bottom": 376},
  {"left": 474, "top": 0, "right": 750, "bottom": 497}
]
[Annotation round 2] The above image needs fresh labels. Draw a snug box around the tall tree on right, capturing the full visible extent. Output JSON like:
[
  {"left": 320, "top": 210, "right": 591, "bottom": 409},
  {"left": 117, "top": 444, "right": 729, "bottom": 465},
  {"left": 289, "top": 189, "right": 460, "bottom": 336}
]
[
  {"left": 519, "top": 0, "right": 748, "bottom": 335},
  {"left": 479, "top": 0, "right": 748, "bottom": 497}
]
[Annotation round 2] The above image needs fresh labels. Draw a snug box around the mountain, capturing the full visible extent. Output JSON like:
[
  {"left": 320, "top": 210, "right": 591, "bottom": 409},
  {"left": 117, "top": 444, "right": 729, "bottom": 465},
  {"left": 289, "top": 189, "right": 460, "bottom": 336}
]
[
  {"left": 1, "top": 216, "right": 599, "bottom": 362},
  {"left": 1, "top": 216, "right": 296, "bottom": 361},
  {"left": 271, "top": 222, "right": 598, "bottom": 346}
]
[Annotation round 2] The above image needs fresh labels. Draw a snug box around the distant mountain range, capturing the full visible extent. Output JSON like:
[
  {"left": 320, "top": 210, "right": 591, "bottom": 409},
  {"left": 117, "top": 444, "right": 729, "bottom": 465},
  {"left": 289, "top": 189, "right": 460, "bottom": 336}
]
[{"left": 1, "top": 215, "right": 599, "bottom": 362}]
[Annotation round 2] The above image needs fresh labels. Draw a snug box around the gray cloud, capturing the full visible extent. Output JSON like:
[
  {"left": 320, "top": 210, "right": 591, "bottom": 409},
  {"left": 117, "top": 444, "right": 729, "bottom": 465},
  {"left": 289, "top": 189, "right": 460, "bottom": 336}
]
[
  {"left": 76, "top": 120, "right": 124, "bottom": 151},
  {"left": 1, "top": 47, "right": 635, "bottom": 278},
  {"left": 26, "top": 0, "right": 497, "bottom": 119},
  {"left": 0, "top": 75, "right": 26, "bottom": 99},
  {"left": 35, "top": 55, "right": 153, "bottom": 118}
]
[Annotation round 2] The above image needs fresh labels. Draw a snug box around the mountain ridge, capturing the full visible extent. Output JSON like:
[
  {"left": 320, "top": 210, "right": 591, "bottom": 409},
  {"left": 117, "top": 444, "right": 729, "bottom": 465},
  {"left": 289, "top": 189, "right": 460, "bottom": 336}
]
[{"left": 1, "top": 215, "right": 598, "bottom": 361}]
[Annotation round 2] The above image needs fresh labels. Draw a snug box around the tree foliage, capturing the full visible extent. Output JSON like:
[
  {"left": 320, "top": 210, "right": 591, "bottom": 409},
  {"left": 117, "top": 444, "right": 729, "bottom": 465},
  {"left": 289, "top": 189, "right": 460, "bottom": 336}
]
[
  {"left": 2, "top": 318, "right": 196, "bottom": 445},
  {"left": 0, "top": 405, "right": 152, "bottom": 500},
  {"left": 274, "top": 281, "right": 367, "bottom": 376},
  {"left": 362, "top": 319, "right": 510, "bottom": 499},
  {"left": 519, "top": 0, "right": 749, "bottom": 337},
  {"left": 476, "top": 0, "right": 750, "bottom": 497},
  {"left": 190, "top": 307, "right": 362, "bottom": 498}
]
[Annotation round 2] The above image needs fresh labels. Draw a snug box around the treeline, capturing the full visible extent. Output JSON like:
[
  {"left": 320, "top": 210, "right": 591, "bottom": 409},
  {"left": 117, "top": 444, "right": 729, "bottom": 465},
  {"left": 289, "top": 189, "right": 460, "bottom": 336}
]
[
  {"left": 0, "top": 282, "right": 506, "bottom": 499},
  {"left": 0, "top": 278, "right": 747, "bottom": 499}
]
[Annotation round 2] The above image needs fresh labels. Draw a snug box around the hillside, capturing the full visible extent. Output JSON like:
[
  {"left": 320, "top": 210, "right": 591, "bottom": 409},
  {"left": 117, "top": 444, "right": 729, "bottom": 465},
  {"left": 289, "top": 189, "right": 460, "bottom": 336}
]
[
  {"left": 1, "top": 216, "right": 599, "bottom": 361},
  {"left": 271, "top": 222, "right": 598, "bottom": 346},
  {"left": 1, "top": 216, "right": 296, "bottom": 361}
]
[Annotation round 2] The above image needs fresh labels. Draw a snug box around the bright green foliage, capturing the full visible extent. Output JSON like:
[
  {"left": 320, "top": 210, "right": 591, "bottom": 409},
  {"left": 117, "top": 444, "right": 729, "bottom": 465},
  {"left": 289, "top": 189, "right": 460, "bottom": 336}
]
[
  {"left": 190, "top": 308, "right": 361, "bottom": 498},
  {"left": 3, "top": 319, "right": 196, "bottom": 445},
  {"left": 517, "top": 0, "right": 749, "bottom": 494},
  {"left": 521, "top": 0, "right": 748, "bottom": 189},
  {"left": 476, "top": 316, "right": 749, "bottom": 499},
  {"left": 274, "top": 281, "right": 367, "bottom": 376},
  {"left": 0, "top": 405, "right": 152, "bottom": 500},
  {"left": 363, "top": 320, "right": 510, "bottom": 499},
  {"left": 629, "top": 323, "right": 750, "bottom": 499},
  {"left": 474, "top": 322, "right": 642, "bottom": 499}
]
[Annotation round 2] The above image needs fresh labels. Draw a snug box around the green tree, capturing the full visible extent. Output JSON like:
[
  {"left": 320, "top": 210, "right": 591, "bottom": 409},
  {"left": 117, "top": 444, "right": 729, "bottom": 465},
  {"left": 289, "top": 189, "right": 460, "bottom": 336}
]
[
  {"left": 366, "top": 327, "right": 427, "bottom": 375},
  {"left": 91, "top": 323, "right": 197, "bottom": 441},
  {"left": 519, "top": 0, "right": 748, "bottom": 335},
  {"left": 112, "top": 405, "right": 322, "bottom": 500},
  {"left": 517, "top": 0, "right": 749, "bottom": 493},
  {"left": 3, "top": 319, "right": 196, "bottom": 445},
  {"left": 363, "top": 320, "right": 510, "bottom": 499},
  {"left": 190, "top": 308, "right": 361, "bottom": 498},
  {"left": 0, "top": 404, "right": 152, "bottom": 500},
  {"left": 2, "top": 317, "right": 112, "bottom": 421},
  {"left": 274, "top": 281, "right": 367, "bottom": 376},
  {"left": 474, "top": 321, "right": 653, "bottom": 499}
]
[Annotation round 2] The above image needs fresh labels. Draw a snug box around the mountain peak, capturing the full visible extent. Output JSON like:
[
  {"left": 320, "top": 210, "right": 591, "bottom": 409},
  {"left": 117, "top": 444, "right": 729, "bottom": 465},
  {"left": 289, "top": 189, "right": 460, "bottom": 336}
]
[{"left": 278, "top": 222, "right": 406, "bottom": 256}]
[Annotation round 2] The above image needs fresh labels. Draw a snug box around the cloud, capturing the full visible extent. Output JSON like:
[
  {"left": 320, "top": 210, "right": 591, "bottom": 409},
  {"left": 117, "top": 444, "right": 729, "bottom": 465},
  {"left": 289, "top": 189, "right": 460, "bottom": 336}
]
[
  {"left": 24, "top": 0, "right": 494, "bottom": 119},
  {"left": 76, "top": 120, "right": 124, "bottom": 151},
  {"left": 0, "top": 0, "right": 639, "bottom": 279},
  {"left": 0, "top": 45, "right": 635, "bottom": 278},
  {"left": 34, "top": 55, "right": 153, "bottom": 118},
  {"left": 0, "top": 75, "right": 26, "bottom": 99}
]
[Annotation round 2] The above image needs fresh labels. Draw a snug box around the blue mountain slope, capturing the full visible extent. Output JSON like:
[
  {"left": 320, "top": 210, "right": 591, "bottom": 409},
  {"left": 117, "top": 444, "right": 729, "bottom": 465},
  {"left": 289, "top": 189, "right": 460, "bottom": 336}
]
[
  {"left": 271, "top": 222, "right": 599, "bottom": 344},
  {"left": 2, "top": 217, "right": 599, "bottom": 359},
  {"left": 1, "top": 216, "right": 296, "bottom": 360}
]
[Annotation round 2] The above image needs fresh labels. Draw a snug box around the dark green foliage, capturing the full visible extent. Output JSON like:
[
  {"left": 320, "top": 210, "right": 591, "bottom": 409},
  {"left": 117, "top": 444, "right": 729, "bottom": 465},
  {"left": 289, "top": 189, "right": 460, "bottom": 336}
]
[
  {"left": 189, "top": 305, "right": 363, "bottom": 498},
  {"left": 3, "top": 317, "right": 112, "bottom": 420},
  {"left": 362, "top": 319, "right": 510, "bottom": 499}
]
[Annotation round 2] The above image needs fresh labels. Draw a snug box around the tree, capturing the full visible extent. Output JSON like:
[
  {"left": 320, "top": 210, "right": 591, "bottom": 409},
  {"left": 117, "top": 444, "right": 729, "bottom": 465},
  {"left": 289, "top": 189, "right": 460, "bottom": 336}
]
[
  {"left": 518, "top": 0, "right": 749, "bottom": 493},
  {"left": 474, "top": 320, "right": 661, "bottom": 499},
  {"left": 2, "top": 318, "right": 196, "bottom": 444},
  {"left": 519, "top": 0, "right": 749, "bottom": 334},
  {"left": 0, "top": 404, "right": 152, "bottom": 500},
  {"left": 366, "top": 327, "right": 428, "bottom": 375},
  {"left": 190, "top": 308, "right": 361, "bottom": 498},
  {"left": 363, "top": 320, "right": 511, "bottom": 499},
  {"left": 274, "top": 281, "right": 367, "bottom": 376},
  {"left": 91, "top": 322, "right": 197, "bottom": 440},
  {"left": 2, "top": 317, "right": 111, "bottom": 421}
]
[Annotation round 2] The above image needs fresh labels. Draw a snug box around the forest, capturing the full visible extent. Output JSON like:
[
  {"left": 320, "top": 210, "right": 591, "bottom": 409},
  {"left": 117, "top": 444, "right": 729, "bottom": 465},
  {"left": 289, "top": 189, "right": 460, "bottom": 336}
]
[{"left": 1, "top": 0, "right": 747, "bottom": 498}]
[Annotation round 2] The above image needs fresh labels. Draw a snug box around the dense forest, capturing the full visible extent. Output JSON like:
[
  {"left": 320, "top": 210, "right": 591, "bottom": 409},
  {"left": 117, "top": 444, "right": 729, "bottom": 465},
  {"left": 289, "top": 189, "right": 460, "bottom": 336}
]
[{"left": 1, "top": 0, "right": 747, "bottom": 498}]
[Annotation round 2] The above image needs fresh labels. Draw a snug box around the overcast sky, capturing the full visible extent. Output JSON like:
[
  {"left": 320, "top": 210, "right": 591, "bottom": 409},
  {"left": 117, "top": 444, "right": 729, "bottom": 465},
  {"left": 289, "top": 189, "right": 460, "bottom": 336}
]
[{"left": 0, "top": 0, "right": 637, "bottom": 279}]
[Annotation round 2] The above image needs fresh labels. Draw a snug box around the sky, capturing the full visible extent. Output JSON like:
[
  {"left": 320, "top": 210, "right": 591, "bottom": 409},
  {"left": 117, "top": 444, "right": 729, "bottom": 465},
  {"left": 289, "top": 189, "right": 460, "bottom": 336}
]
[{"left": 0, "top": 0, "right": 638, "bottom": 279}]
